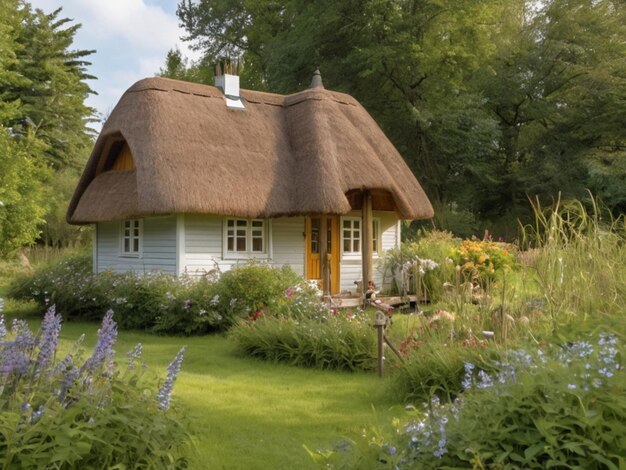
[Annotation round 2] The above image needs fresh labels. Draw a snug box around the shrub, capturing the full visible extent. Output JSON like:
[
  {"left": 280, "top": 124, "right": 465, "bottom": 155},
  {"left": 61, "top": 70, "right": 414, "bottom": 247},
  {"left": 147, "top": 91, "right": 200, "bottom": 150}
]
[
  {"left": 315, "top": 331, "right": 624, "bottom": 469},
  {"left": 389, "top": 332, "right": 498, "bottom": 402},
  {"left": 379, "top": 231, "right": 459, "bottom": 301},
  {"left": 7, "top": 258, "right": 309, "bottom": 334},
  {"left": 109, "top": 271, "right": 182, "bottom": 330},
  {"left": 230, "top": 312, "right": 377, "bottom": 371},
  {"left": 0, "top": 304, "right": 192, "bottom": 468},
  {"left": 449, "top": 238, "right": 517, "bottom": 288},
  {"left": 211, "top": 263, "right": 303, "bottom": 322}
]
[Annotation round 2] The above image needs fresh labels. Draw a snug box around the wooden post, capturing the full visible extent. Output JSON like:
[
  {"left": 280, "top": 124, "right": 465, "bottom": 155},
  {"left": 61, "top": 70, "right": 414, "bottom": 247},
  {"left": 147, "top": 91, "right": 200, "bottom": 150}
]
[
  {"left": 319, "top": 216, "right": 329, "bottom": 294},
  {"left": 362, "top": 189, "right": 373, "bottom": 307},
  {"left": 375, "top": 311, "right": 385, "bottom": 377}
]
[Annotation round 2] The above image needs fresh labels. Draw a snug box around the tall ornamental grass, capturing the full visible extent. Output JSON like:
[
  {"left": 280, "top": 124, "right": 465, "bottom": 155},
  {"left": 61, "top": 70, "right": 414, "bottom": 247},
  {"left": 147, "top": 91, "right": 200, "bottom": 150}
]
[
  {"left": 0, "top": 303, "right": 192, "bottom": 468},
  {"left": 520, "top": 194, "right": 626, "bottom": 330}
]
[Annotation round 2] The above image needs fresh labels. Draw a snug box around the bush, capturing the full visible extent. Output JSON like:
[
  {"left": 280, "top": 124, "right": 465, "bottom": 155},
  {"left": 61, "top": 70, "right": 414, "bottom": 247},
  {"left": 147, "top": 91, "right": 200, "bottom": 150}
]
[
  {"left": 8, "top": 258, "right": 312, "bottom": 334},
  {"left": 0, "top": 305, "right": 192, "bottom": 468},
  {"left": 230, "top": 311, "right": 377, "bottom": 371},
  {"left": 7, "top": 252, "right": 109, "bottom": 321},
  {"left": 211, "top": 264, "right": 303, "bottom": 322},
  {"left": 314, "top": 331, "right": 624, "bottom": 469},
  {"left": 379, "top": 231, "right": 459, "bottom": 301},
  {"left": 389, "top": 332, "right": 498, "bottom": 402},
  {"left": 449, "top": 238, "right": 518, "bottom": 288}
]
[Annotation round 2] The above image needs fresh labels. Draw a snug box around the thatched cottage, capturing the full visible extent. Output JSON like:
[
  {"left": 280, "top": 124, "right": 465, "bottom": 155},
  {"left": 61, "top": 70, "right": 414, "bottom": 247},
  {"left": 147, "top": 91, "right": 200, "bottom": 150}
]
[{"left": 67, "top": 71, "right": 433, "bottom": 295}]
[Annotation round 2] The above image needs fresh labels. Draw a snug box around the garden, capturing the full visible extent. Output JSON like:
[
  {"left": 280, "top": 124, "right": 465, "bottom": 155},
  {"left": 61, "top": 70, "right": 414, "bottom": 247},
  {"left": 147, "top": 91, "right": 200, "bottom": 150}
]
[{"left": 1, "top": 198, "right": 624, "bottom": 469}]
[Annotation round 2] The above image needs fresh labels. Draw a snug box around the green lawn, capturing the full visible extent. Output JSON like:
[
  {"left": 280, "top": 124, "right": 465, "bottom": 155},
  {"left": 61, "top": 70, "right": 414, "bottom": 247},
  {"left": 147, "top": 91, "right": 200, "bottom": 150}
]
[{"left": 49, "top": 319, "right": 400, "bottom": 470}]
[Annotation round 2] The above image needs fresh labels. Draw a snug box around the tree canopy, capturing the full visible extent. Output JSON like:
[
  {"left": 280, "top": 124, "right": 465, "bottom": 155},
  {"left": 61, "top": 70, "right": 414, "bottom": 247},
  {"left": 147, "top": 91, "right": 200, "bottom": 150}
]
[
  {"left": 167, "top": 0, "right": 625, "bottom": 236},
  {"left": 0, "top": 0, "right": 95, "bottom": 257}
]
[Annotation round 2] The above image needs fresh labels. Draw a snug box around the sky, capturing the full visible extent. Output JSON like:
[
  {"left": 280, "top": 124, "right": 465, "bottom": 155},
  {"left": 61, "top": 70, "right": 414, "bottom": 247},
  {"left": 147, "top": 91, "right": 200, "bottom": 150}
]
[{"left": 28, "top": 0, "right": 201, "bottom": 128}]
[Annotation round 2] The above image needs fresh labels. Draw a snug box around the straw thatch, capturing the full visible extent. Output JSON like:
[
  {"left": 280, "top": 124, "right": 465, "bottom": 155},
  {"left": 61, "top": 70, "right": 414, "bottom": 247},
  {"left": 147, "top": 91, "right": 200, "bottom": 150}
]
[{"left": 67, "top": 76, "right": 434, "bottom": 224}]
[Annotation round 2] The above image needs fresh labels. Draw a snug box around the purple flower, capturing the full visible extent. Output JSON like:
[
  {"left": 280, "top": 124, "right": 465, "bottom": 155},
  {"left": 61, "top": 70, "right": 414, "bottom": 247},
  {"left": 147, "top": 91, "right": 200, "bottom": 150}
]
[
  {"left": 59, "top": 366, "right": 81, "bottom": 399},
  {"left": 83, "top": 310, "right": 117, "bottom": 373},
  {"left": 157, "top": 346, "right": 186, "bottom": 410},
  {"left": 126, "top": 343, "right": 143, "bottom": 370},
  {"left": 0, "top": 298, "right": 6, "bottom": 337},
  {"left": 1, "top": 320, "right": 35, "bottom": 376},
  {"left": 34, "top": 305, "right": 62, "bottom": 377}
]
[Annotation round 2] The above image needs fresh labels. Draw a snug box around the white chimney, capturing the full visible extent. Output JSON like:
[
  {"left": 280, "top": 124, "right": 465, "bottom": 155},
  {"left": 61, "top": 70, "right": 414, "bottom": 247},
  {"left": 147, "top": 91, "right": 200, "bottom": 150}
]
[{"left": 215, "top": 74, "right": 245, "bottom": 111}]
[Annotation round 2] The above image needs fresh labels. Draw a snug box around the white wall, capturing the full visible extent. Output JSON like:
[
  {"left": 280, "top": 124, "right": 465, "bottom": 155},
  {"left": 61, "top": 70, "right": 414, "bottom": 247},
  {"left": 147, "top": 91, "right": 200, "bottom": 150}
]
[
  {"left": 95, "top": 212, "right": 399, "bottom": 294},
  {"left": 181, "top": 214, "right": 305, "bottom": 277},
  {"left": 339, "top": 211, "right": 399, "bottom": 293},
  {"left": 95, "top": 216, "right": 177, "bottom": 274}
]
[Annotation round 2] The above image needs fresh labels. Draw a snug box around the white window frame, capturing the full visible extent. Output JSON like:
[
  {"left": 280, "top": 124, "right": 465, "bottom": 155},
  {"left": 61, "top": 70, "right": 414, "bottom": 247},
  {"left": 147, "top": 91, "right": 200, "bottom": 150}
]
[
  {"left": 120, "top": 219, "right": 142, "bottom": 257},
  {"left": 223, "top": 217, "right": 270, "bottom": 259},
  {"left": 341, "top": 217, "right": 380, "bottom": 258}
]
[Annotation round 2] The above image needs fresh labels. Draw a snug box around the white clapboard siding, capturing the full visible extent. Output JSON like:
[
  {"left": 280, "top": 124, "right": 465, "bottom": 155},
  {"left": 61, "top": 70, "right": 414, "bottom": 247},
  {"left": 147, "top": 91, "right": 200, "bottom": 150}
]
[
  {"left": 339, "top": 211, "right": 399, "bottom": 293},
  {"left": 181, "top": 215, "right": 305, "bottom": 277},
  {"left": 270, "top": 217, "right": 305, "bottom": 276},
  {"left": 95, "top": 216, "right": 176, "bottom": 274}
]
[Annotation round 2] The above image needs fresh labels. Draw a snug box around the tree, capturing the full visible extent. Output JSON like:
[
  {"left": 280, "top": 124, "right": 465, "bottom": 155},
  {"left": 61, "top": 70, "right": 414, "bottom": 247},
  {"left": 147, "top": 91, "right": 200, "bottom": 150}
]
[
  {"left": 0, "top": 0, "right": 96, "bottom": 256},
  {"left": 2, "top": 2, "right": 96, "bottom": 170},
  {"left": 171, "top": 0, "right": 625, "bottom": 235}
]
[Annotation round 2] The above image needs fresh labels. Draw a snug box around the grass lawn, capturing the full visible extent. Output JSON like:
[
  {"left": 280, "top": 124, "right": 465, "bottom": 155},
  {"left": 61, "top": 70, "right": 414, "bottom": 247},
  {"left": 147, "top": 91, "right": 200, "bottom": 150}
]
[{"left": 37, "top": 317, "right": 401, "bottom": 470}]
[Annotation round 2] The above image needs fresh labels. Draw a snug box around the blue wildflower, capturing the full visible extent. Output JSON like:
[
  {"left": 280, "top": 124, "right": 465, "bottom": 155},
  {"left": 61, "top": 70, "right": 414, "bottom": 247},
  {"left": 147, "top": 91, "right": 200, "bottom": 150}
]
[
  {"left": 34, "top": 305, "right": 62, "bottom": 377},
  {"left": 126, "top": 343, "right": 143, "bottom": 370},
  {"left": 83, "top": 310, "right": 117, "bottom": 372},
  {"left": 156, "top": 346, "right": 186, "bottom": 410}
]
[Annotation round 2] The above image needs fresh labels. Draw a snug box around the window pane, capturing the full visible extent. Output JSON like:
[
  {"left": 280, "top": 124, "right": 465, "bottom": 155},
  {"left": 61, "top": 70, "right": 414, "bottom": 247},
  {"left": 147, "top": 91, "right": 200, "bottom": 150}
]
[
  {"left": 227, "top": 237, "right": 234, "bottom": 251},
  {"left": 252, "top": 238, "right": 263, "bottom": 252},
  {"left": 252, "top": 220, "right": 263, "bottom": 227},
  {"left": 353, "top": 240, "right": 360, "bottom": 252},
  {"left": 124, "top": 239, "right": 130, "bottom": 252},
  {"left": 354, "top": 220, "right": 360, "bottom": 229},
  {"left": 227, "top": 220, "right": 234, "bottom": 227},
  {"left": 344, "top": 239, "right": 350, "bottom": 252},
  {"left": 343, "top": 220, "right": 350, "bottom": 229},
  {"left": 133, "top": 239, "right": 139, "bottom": 252},
  {"left": 237, "top": 220, "right": 247, "bottom": 227},
  {"left": 236, "top": 238, "right": 246, "bottom": 251}
]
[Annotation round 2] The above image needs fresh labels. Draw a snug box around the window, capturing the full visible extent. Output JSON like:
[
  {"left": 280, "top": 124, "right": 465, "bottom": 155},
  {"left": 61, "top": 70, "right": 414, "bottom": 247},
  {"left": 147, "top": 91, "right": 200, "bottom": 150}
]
[
  {"left": 121, "top": 219, "right": 142, "bottom": 256},
  {"left": 225, "top": 218, "right": 267, "bottom": 256},
  {"left": 342, "top": 218, "right": 361, "bottom": 253},
  {"left": 342, "top": 217, "right": 380, "bottom": 255}
]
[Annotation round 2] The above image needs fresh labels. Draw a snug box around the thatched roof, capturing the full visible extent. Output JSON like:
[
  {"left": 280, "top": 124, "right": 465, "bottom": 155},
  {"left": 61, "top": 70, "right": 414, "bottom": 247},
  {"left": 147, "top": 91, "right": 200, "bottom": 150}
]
[{"left": 68, "top": 76, "right": 433, "bottom": 224}]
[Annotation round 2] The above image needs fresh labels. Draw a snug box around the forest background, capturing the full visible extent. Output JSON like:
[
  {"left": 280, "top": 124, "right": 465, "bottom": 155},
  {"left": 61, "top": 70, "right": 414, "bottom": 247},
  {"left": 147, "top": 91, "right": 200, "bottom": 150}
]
[{"left": 1, "top": 0, "right": 625, "bottom": 258}]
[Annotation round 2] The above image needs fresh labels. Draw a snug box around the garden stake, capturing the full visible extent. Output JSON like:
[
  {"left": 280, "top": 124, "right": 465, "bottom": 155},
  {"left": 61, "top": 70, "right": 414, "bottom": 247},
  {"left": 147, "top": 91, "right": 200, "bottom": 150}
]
[{"left": 375, "top": 311, "right": 386, "bottom": 377}]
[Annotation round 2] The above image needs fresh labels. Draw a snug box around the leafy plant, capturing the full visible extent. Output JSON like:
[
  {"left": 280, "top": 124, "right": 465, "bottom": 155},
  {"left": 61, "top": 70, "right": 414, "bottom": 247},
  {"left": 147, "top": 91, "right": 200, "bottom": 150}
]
[
  {"left": 230, "top": 312, "right": 377, "bottom": 371},
  {"left": 315, "top": 331, "right": 624, "bottom": 469},
  {"left": 449, "top": 238, "right": 517, "bottom": 288},
  {"left": 0, "top": 304, "right": 192, "bottom": 468}
]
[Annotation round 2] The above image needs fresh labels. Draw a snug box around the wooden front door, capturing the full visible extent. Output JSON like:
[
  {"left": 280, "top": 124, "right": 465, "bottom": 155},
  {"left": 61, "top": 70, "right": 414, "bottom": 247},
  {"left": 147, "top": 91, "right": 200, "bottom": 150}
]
[{"left": 305, "top": 216, "right": 340, "bottom": 294}]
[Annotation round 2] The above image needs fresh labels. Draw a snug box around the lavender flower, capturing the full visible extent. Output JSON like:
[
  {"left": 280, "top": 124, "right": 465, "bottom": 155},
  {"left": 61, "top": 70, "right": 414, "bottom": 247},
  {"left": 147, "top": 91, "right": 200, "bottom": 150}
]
[
  {"left": 83, "top": 310, "right": 117, "bottom": 373},
  {"left": 156, "top": 346, "right": 186, "bottom": 410},
  {"left": 126, "top": 343, "right": 143, "bottom": 370},
  {"left": 0, "top": 298, "right": 6, "bottom": 337},
  {"left": 59, "top": 366, "right": 81, "bottom": 399},
  {"left": 34, "top": 305, "right": 62, "bottom": 377},
  {"left": 1, "top": 320, "right": 35, "bottom": 376},
  {"left": 462, "top": 362, "right": 474, "bottom": 390}
]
